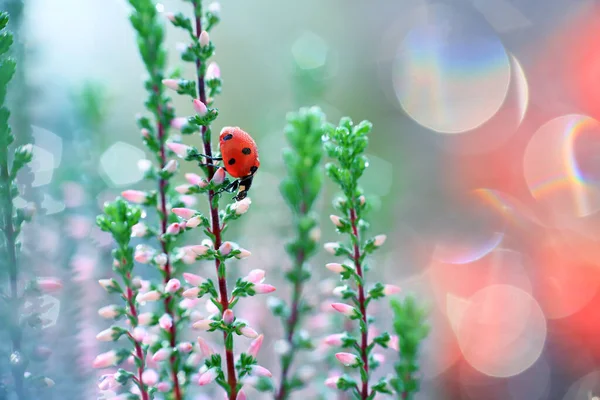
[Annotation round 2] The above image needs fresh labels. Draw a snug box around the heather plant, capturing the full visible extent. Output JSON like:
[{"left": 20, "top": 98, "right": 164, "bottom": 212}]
[
  {"left": 321, "top": 117, "right": 400, "bottom": 399},
  {"left": 273, "top": 106, "right": 327, "bottom": 399}
]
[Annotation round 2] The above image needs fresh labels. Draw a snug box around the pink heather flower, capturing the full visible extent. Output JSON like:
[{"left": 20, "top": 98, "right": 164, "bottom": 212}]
[
  {"left": 137, "top": 159, "right": 152, "bottom": 173},
  {"left": 98, "top": 305, "right": 121, "bottom": 319},
  {"left": 98, "top": 374, "right": 119, "bottom": 390},
  {"left": 183, "top": 272, "right": 205, "bottom": 286},
  {"left": 137, "top": 290, "right": 162, "bottom": 303},
  {"left": 163, "top": 159, "right": 178, "bottom": 174},
  {"left": 180, "top": 298, "right": 200, "bottom": 310},
  {"left": 374, "top": 234, "right": 387, "bottom": 247},
  {"left": 36, "top": 277, "right": 62, "bottom": 293},
  {"left": 132, "top": 327, "right": 148, "bottom": 342},
  {"left": 332, "top": 303, "right": 355, "bottom": 317},
  {"left": 206, "top": 300, "right": 219, "bottom": 314},
  {"left": 326, "top": 263, "right": 344, "bottom": 274},
  {"left": 330, "top": 214, "right": 343, "bottom": 227},
  {"left": 121, "top": 190, "right": 147, "bottom": 204},
  {"left": 166, "top": 222, "right": 182, "bottom": 235},
  {"left": 336, "top": 352, "right": 359, "bottom": 367},
  {"left": 198, "top": 368, "right": 218, "bottom": 386},
  {"left": 325, "top": 375, "right": 340, "bottom": 389},
  {"left": 175, "top": 184, "right": 192, "bottom": 194},
  {"left": 206, "top": 62, "right": 220, "bottom": 80},
  {"left": 324, "top": 333, "right": 345, "bottom": 346},
  {"left": 208, "top": 2, "right": 221, "bottom": 16},
  {"left": 165, "top": 278, "right": 181, "bottom": 293},
  {"left": 96, "top": 327, "right": 120, "bottom": 342},
  {"left": 324, "top": 242, "right": 340, "bottom": 255},
  {"left": 162, "top": 78, "right": 180, "bottom": 91},
  {"left": 131, "top": 222, "right": 148, "bottom": 237},
  {"left": 232, "top": 198, "right": 251, "bottom": 215},
  {"left": 156, "top": 381, "right": 171, "bottom": 392},
  {"left": 185, "top": 172, "right": 208, "bottom": 187},
  {"left": 199, "top": 30, "right": 210, "bottom": 47},
  {"left": 93, "top": 350, "right": 118, "bottom": 368},
  {"left": 236, "top": 390, "right": 247, "bottom": 400},
  {"left": 245, "top": 269, "right": 265, "bottom": 284},
  {"left": 254, "top": 284, "right": 276, "bottom": 294},
  {"left": 235, "top": 248, "right": 251, "bottom": 259},
  {"left": 165, "top": 12, "right": 175, "bottom": 22},
  {"left": 384, "top": 284, "right": 401, "bottom": 295},
  {"left": 309, "top": 227, "right": 321, "bottom": 242},
  {"left": 98, "top": 279, "right": 117, "bottom": 292},
  {"left": 389, "top": 335, "right": 399, "bottom": 351},
  {"left": 247, "top": 334, "right": 264, "bottom": 358},
  {"left": 172, "top": 207, "right": 196, "bottom": 219},
  {"left": 333, "top": 285, "right": 347, "bottom": 297},
  {"left": 240, "top": 326, "right": 258, "bottom": 339},
  {"left": 197, "top": 337, "right": 215, "bottom": 357},
  {"left": 211, "top": 167, "right": 226, "bottom": 185},
  {"left": 141, "top": 128, "right": 150, "bottom": 138},
  {"left": 178, "top": 342, "right": 193, "bottom": 353},
  {"left": 152, "top": 348, "right": 171, "bottom": 362},
  {"left": 138, "top": 312, "right": 153, "bottom": 326},
  {"left": 183, "top": 287, "right": 200, "bottom": 299},
  {"left": 359, "top": 195, "right": 366, "bottom": 205},
  {"left": 223, "top": 309, "right": 235, "bottom": 325},
  {"left": 193, "top": 99, "right": 208, "bottom": 116},
  {"left": 134, "top": 245, "right": 153, "bottom": 264},
  {"left": 373, "top": 353, "right": 385, "bottom": 363},
  {"left": 202, "top": 238, "right": 214, "bottom": 248},
  {"left": 186, "top": 215, "right": 202, "bottom": 228},
  {"left": 159, "top": 314, "right": 173, "bottom": 330},
  {"left": 250, "top": 365, "right": 272, "bottom": 378},
  {"left": 219, "top": 241, "right": 233, "bottom": 256},
  {"left": 154, "top": 253, "right": 168, "bottom": 267},
  {"left": 192, "top": 319, "right": 212, "bottom": 331},
  {"left": 171, "top": 117, "right": 189, "bottom": 131},
  {"left": 167, "top": 142, "right": 192, "bottom": 158},
  {"left": 142, "top": 369, "right": 159, "bottom": 386}
]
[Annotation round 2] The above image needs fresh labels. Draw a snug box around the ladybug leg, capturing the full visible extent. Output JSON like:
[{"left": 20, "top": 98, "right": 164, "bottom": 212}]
[
  {"left": 196, "top": 153, "right": 223, "bottom": 161},
  {"left": 215, "top": 179, "right": 239, "bottom": 197}
]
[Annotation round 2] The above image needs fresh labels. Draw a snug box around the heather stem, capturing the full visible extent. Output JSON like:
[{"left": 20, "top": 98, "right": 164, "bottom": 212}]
[{"left": 125, "top": 280, "right": 149, "bottom": 400}]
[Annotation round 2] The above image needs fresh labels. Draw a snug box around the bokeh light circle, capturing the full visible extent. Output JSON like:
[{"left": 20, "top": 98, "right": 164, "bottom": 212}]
[
  {"left": 562, "top": 370, "right": 600, "bottom": 400},
  {"left": 457, "top": 284, "right": 546, "bottom": 378},
  {"left": 524, "top": 114, "right": 600, "bottom": 219},
  {"left": 393, "top": 4, "right": 511, "bottom": 134}
]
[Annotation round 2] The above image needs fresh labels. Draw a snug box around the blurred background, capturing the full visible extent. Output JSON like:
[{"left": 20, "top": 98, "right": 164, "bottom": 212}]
[{"left": 2, "top": 0, "right": 600, "bottom": 398}]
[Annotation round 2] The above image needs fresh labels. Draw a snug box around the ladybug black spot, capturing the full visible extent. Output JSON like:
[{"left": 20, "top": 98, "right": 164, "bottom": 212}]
[
  {"left": 223, "top": 134, "right": 233, "bottom": 141},
  {"left": 242, "top": 147, "right": 251, "bottom": 155},
  {"left": 250, "top": 166, "right": 258, "bottom": 174},
  {"left": 228, "top": 158, "right": 236, "bottom": 165}
]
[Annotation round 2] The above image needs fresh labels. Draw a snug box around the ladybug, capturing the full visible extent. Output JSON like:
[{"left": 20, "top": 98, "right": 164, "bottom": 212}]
[{"left": 199, "top": 126, "right": 260, "bottom": 201}]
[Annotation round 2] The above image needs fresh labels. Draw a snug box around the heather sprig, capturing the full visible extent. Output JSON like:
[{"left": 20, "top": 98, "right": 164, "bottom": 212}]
[
  {"left": 165, "top": 1, "right": 273, "bottom": 399},
  {"left": 95, "top": 198, "right": 152, "bottom": 399},
  {"left": 389, "top": 297, "right": 429, "bottom": 400},
  {"left": 273, "top": 106, "right": 327, "bottom": 400},
  {"left": 322, "top": 117, "right": 398, "bottom": 399}
]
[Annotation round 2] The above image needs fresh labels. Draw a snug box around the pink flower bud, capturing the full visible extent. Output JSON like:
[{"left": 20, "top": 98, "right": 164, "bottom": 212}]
[
  {"left": 185, "top": 173, "right": 207, "bottom": 187},
  {"left": 236, "top": 390, "right": 247, "bottom": 400},
  {"left": 98, "top": 279, "right": 117, "bottom": 292},
  {"left": 240, "top": 326, "right": 258, "bottom": 339},
  {"left": 159, "top": 314, "right": 173, "bottom": 330},
  {"left": 172, "top": 207, "right": 196, "bottom": 219},
  {"left": 141, "top": 128, "right": 150, "bottom": 138},
  {"left": 96, "top": 327, "right": 119, "bottom": 342},
  {"left": 384, "top": 284, "right": 401, "bottom": 295},
  {"left": 197, "top": 336, "right": 215, "bottom": 357},
  {"left": 223, "top": 309, "right": 235, "bottom": 325},
  {"left": 324, "top": 242, "right": 340, "bottom": 255},
  {"left": 171, "top": 117, "right": 189, "bottom": 131},
  {"left": 331, "top": 303, "right": 355, "bottom": 317},
  {"left": 36, "top": 277, "right": 62, "bottom": 293},
  {"left": 250, "top": 365, "right": 272, "bottom": 377},
  {"left": 198, "top": 367, "right": 218, "bottom": 385},
  {"left": 183, "top": 272, "right": 205, "bottom": 286},
  {"left": 335, "top": 352, "right": 359, "bottom": 367},
  {"left": 219, "top": 241, "right": 233, "bottom": 255},
  {"left": 178, "top": 342, "right": 193, "bottom": 353},
  {"left": 202, "top": 238, "right": 214, "bottom": 248},
  {"left": 132, "top": 327, "right": 148, "bottom": 342},
  {"left": 374, "top": 234, "right": 387, "bottom": 247},
  {"left": 324, "top": 333, "right": 345, "bottom": 346},
  {"left": 121, "top": 190, "right": 147, "bottom": 204},
  {"left": 175, "top": 184, "right": 192, "bottom": 194},
  {"left": 183, "top": 287, "right": 200, "bottom": 298},
  {"left": 325, "top": 375, "right": 340, "bottom": 389},
  {"left": 373, "top": 353, "right": 385, "bottom": 363},
  {"left": 199, "top": 30, "right": 210, "bottom": 47},
  {"left": 163, "top": 159, "right": 178, "bottom": 174},
  {"left": 98, "top": 305, "right": 121, "bottom": 319},
  {"left": 254, "top": 284, "right": 276, "bottom": 294},
  {"left": 359, "top": 195, "right": 366, "bottom": 205},
  {"left": 134, "top": 245, "right": 154, "bottom": 264},
  {"left": 180, "top": 298, "right": 200, "bottom": 310},
  {"left": 330, "top": 215, "right": 344, "bottom": 227},
  {"left": 192, "top": 319, "right": 212, "bottom": 331},
  {"left": 211, "top": 167, "right": 226, "bottom": 185},
  {"left": 165, "top": 278, "right": 180, "bottom": 293},
  {"left": 309, "top": 227, "right": 321, "bottom": 242},
  {"left": 165, "top": 12, "right": 175, "bottom": 22},
  {"left": 142, "top": 369, "right": 159, "bottom": 386},
  {"left": 137, "top": 159, "right": 152, "bottom": 173},
  {"left": 156, "top": 381, "right": 171, "bottom": 392},
  {"left": 326, "top": 263, "right": 344, "bottom": 274},
  {"left": 186, "top": 215, "right": 202, "bottom": 228},
  {"left": 247, "top": 334, "right": 264, "bottom": 358},
  {"left": 189, "top": 244, "right": 210, "bottom": 256},
  {"left": 244, "top": 269, "right": 265, "bottom": 284},
  {"left": 137, "top": 290, "right": 162, "bottom": 303},
  {"left": 98, "top": 374, "right": 119, "bottom": 390},
  {"left": 131, "top": 222, "right": 148, "bottom": 237},
  {"left": 138, "top": 312, "right": 153, "bottom": 326},
  {"left": 152, "top": 348, "right": 171, "bottom": 362},
  {"left": 162, "top": 78, "right": 180, "bottom": 91},
  {"left": 232, "top": 198, "right": 251, "bottom": 215},
  {"left": 93, "top": 350, "right": 118, "bottom": 368},
  {"left": 193, "top": 99, "right": 208, "bottom": 116},
  {"left": 154, "top": 253, "right": 168, "bottom": 267},
  {"left": 235, "top": 248, "right": 251, "bottom": 259},
  {"left": 206, "top": 62, "right": 221, "bottom": 80},
  {"left": 333, "top": 285, "right": 347, "bottom": 297},
  {"left": 167, "top": 142, "right": 192, "bottom": 158},
  {"left": 166, "top": 222, "right": 182, "bottom": 235},
  {"left": 389, "top": 335, "right": 399, "bottom": 351}
]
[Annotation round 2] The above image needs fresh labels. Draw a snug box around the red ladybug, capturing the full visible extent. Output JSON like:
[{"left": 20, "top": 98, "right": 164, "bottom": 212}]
[{"left": 200, "top": 126, "right": 260, "bottom": 201}]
